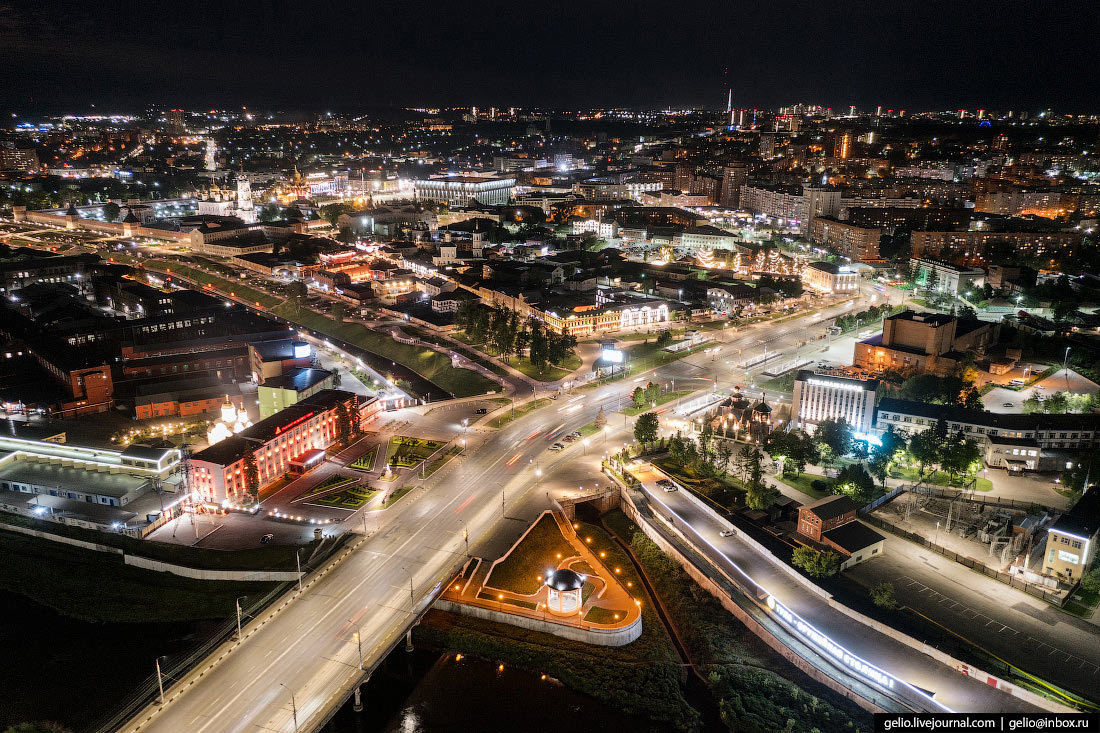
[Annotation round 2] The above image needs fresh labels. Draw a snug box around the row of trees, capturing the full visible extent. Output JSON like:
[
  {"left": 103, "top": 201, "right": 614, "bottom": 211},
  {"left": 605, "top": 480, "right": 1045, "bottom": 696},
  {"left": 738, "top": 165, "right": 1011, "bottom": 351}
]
[
  {"left": 455, "top": 302, "right": 578, "bottom": 372},
  {"left": 1022, "top": 391, "right": 1100, "bottom": 415},
  {"left": 893, "top": 373, "right": 983, "bottom": 409},
  {"left": 634, "top": 415, "right": 779, "bottom": 510},
  {"left": 833, "top": 303, "right": 897, "bottom": 333}
]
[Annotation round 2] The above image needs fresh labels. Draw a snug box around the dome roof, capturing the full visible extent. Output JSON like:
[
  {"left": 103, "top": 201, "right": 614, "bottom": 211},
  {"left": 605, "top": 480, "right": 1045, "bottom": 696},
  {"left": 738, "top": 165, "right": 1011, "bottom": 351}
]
[
  {"left": 545, "top": 568, "right": 585, "bottom": 591},
  {"left": 753, "top": 401, "right": 772, "bottom": 414}
]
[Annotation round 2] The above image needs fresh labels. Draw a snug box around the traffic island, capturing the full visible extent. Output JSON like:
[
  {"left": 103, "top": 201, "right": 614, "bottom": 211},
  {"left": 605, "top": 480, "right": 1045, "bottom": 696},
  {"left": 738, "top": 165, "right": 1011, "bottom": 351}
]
[{"left": 436, "top": 510, "right": 642, "bottom": 646}]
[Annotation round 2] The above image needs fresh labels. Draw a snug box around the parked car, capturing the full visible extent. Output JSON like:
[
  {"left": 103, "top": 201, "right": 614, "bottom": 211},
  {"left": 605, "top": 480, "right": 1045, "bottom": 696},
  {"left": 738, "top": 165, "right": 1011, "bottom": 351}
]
[
  {"left": 563, "top": 435, "right": 577, "bottom": 442},
  {"left": 1034, "top": 384, "right": 1045, "bottom": 390},
  {"left": 1003, "top": 402, "right": 1014, "bottom": 408},
  {"left": 719, "top": 529, "right": 736, "bottom": 537},
  {"left": 549, "top": 443, "right": 565, "bottom": 451},
  {"left": 260, "top": 533, "right": 275, "bottom": 544}
]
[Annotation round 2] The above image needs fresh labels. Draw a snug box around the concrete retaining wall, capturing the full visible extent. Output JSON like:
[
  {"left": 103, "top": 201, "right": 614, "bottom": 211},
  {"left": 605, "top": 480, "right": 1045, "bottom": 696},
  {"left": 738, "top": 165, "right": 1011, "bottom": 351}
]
[
  {"left": 616, "top": 492, "right": 888, "bottom": 714},
  {"left": 434, "top": 599, "right": 642, "bottom": 646},
  {"left": 0, "top": 521, "right": 124, "bottom": 554},
  {"left": 0, "top": 519, "right": 302, "bottom": 583},
  {"left": 123, "top": 555, "right": 301, "bottom": 583},
  {"left": 620, "top": 478, "right": 1076, "bottom": 714}
]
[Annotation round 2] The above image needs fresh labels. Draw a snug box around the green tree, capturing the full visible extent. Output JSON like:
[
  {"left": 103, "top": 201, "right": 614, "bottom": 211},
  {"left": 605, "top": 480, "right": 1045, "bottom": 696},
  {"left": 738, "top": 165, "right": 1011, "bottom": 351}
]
[
  {"left": 815, "top": 418, "right": 853, "bottom": 465},
  {"left": 242, "top": 449, "right": 259, "bottom": 503},
  {"left": 715, "top": 441, "right": 734, "bottom": 477},
  {"left": 834, "top": 463, "right": 876, "bottom": 505},
  {"left": 940, "top": 431, "right": 982, "bottom": 484},
  {"left": 644, "top": 381, "right": 660, "bottom": 404},
  {"left": 103, "top": 201, "right": 121, "bottom": 222},
  {"left": 593, "top": 406, "right": 607, "bottom": 431},
  {"left": 870, "top": 582, "right": 899, "bottom": 610},
  {"left": 331, "top": 301, "right": 345, "bottom": 323},
  {"left": 656, "top": 329, "right": 673, "bottom": 346},
  {"left": 907, "top": 429, "right": 942, "bottom": 479},
  {"left": 319, "top": 202, "right": 353, "bottom": 227},
  {"left": 634, "top": 412, "right": 660, "bottom": 448},
  {"left": 4, "top": 723, "right": 69, "bottom": 733},
  {"left": 284, "top": 204, "right": 304, "bottom": 220},
  {"left": 631, "top": 386, "right": 646, "bottom": 408},
  {"left": 791, "top": 546, "right": 840, "bottom": 577}
]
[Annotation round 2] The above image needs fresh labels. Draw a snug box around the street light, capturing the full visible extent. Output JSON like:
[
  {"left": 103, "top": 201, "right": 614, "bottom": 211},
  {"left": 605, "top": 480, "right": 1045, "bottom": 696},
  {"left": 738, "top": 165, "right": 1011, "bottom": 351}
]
[
  {"left": 583, "top": 438, "right": 589, "bottom": 455},
  {"left": 349, "top": 621, "right": 363, "bottom": 670},
  {"left": 155, "top": 655, "right": 168, "bottom": 705},
  {"left": 235, "top": 596, "right": 247, "bottom": 641},
  {"left": 280, "top": 683, "right": 299, "bottom": 732}
]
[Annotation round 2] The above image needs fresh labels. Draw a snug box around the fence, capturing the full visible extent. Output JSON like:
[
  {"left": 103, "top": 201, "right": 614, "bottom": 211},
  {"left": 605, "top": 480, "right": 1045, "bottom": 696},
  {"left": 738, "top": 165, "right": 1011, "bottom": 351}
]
[
  {"left": 83, "top": 581, "right": 291, "bottom": 733},
  {"left": 860, "top": 514, "right": 1068, "bottom": 606},
  {"left": 907, "top": 483, "right": 1062, "bottom": 515}
]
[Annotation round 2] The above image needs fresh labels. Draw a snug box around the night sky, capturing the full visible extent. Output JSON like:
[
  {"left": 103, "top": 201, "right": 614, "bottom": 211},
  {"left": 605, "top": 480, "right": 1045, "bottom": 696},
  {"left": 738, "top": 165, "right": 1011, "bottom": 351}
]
[{"left": 1, "top": 0, "right": 1098, "bottom": 114}]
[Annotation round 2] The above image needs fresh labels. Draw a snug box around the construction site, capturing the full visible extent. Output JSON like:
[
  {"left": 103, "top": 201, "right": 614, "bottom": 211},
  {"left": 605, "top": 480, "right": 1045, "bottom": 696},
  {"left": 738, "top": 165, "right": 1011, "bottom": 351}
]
[{"left": 867, "top": 486, "right": 1071, "bottom": 604}]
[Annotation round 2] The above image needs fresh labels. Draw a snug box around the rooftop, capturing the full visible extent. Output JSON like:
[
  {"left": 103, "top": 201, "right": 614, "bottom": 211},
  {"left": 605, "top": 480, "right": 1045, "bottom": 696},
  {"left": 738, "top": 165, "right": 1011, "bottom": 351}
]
[
  {"left": 822, "top": 521, "right": 886, "bottom": 555},
  {"left": 801, "top": 494, "right": 859, "bottom": 521}
]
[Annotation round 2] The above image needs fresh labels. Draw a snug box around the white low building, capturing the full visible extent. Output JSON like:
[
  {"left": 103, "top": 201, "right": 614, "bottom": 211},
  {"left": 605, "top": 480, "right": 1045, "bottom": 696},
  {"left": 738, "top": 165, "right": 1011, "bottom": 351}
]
[
  {"left": 802, "top": 262, "right": 858, "bottom": 294},
  {"left": 791, "top": 370, "right": 879, "bottom": 434}
]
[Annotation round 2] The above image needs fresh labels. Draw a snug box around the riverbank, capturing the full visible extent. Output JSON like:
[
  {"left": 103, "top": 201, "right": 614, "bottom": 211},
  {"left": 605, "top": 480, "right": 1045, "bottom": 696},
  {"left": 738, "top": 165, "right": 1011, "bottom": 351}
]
[
  {"left": 604, "top": 509, "right": 872, "bottom": 732},
  {"left": 0, "top": 529, "right": 276, "bottom": 624}
]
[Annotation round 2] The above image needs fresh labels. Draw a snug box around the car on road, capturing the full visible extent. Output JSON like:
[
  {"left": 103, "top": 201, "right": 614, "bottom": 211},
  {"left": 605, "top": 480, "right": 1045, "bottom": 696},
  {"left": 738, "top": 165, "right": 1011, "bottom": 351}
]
[
  {"left": 549, "top": 443, "right": 565, "bottom": 451},
  {"left": 563, "top": 435, "right": 577, "bottom": 442},
  {"left": 719, "top": 529, "right": 736, "bottom": 537},
  {"left": 657, "top": 478, "right": 677, "bottom": 492},
  {"left": 570, "top": 431, "right": 582, "bottom": 438},
  {"left": 474, "top": 408, "right": 488, "bottom": 414},
  {"left": 1034, "top": 384, "right": 1044, "bottom": 390},
  {"left": 260, "top": 533, "right": 275, "bottom": 544},
  {"left": 1003, "top": 402, "right": 1014, "bottom": 408}
]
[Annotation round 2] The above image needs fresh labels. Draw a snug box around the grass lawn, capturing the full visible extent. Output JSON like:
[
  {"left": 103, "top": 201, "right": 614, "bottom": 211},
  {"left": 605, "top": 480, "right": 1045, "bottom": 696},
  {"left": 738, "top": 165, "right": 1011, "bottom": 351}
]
[
  {"left": 304, "top": 473, "right": 356, "bottom": 496},
  {"left": 775, "top": 471, "right": 831, "bottom": 500},
  {"left": 384, "top": 436, "right": 445, "bottom": 468},
  {"left": 759, "top": 371, "right": 797, "bottom": 393},
  {"left": 485, "top": 514, "right": 574, "bottom": 595},
  {"left": 622, "top": 389, "right": 694, "bottom": 416},
  {"left": 423, "top": 444, "right": 463, "bottom": 478},
  {"left": 269, "top": 301, "right": 498, "bottom": 398},
  {"left": 476, "top": 591, "right": 539, "bottom": 610},
  {"left": 0, "top": 529, "right": 277, "bottom": 623},
  {"left": 574, "top": 422, "right": 604, "bottom": 438},
  {"left": 652, "top": 456, "right": 747, "bottom": 513},
  {"left": 888, "top": 464, "right": 993, "bottom": 491},
  {"left": 348, "top": 446, "right": 377, "bottom": 471},
  {"left": 143, "top": 259, "right": 281, "bottom": 309},
  {"left": 372, "top": 485, "right": 415, "bottom": 509},
  {"left": 310, "top": 485, "right": 378, "bottom": 509},
  {"left": 503, "top": 355, "right": 577, "bottom": 382},
  {"left": 626, "top": 340, "right": 712, "bottom": 372},
  {"left": 490, "top": 398, "right": 552, "bottom": 428},
  {"left": 583, "top": 606, "right": 625, "bottom": 624}
]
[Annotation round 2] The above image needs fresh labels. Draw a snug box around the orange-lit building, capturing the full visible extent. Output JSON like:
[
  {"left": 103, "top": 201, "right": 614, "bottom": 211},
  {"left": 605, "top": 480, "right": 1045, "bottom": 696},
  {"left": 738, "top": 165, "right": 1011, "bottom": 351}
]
[{"left": 188, "top": 389, "right": 361, "bottom": 504}]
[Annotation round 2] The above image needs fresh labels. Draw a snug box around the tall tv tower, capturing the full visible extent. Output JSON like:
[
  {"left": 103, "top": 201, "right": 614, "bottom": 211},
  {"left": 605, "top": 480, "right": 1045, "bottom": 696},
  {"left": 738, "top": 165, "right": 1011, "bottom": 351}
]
[{"left": 727, "top": 89, "right": 734, "bottom": 127}]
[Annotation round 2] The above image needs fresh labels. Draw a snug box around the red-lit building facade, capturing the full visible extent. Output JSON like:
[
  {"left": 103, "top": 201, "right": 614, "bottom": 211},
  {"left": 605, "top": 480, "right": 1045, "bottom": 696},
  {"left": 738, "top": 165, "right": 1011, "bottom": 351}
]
[{"left": 188, "top": 389, "right": 363, "bottom": 504}]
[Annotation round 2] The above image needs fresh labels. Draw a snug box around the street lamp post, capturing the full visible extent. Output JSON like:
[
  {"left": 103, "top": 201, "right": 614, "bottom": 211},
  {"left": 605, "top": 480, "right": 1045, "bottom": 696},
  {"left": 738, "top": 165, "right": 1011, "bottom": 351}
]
[
  {"left": 583, "top": 438, "right": 589, "bottom": 455},
  {"left": 463, "top": 527, "right": 469, "bottom": 557},
  {"left": 155, "top": 656, "right": 166, "bottom": 705},
  {"left": 350, "top": 621, "right": 363, "bottom": 670},
  {"left": 295, "top": 548, "right": 304, "bottom": 592},
  {"left": 280, "top": 683, "right": 299, "bottom": 732},
  {"left": 235, "top": 596, "right": 247, "bottom": 641}
]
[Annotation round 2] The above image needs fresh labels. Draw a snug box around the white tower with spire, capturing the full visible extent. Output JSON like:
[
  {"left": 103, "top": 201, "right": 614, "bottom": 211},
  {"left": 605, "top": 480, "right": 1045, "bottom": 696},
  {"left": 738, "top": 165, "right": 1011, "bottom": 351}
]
[{"left": 236, "top": 173, "right": 255, "bottom": 223}]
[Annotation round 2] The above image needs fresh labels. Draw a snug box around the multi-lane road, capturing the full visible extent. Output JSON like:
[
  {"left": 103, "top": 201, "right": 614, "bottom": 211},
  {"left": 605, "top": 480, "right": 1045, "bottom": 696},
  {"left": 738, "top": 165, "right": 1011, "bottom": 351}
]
[{"left": 117, "top": 287, "right": 1041, "bottom": 732}]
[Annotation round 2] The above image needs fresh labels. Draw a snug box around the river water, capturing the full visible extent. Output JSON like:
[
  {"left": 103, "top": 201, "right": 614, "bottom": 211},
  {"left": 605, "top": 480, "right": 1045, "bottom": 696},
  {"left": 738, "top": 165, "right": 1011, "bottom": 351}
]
[
  {"left": 0, "top": 587, "right": 666, "bottom": 733},
  {"left": 0, "top": 589, "right": 220, "bottom": 731},
  {"left": 327, "top": 647, "right": 671, "bottom": 733}
]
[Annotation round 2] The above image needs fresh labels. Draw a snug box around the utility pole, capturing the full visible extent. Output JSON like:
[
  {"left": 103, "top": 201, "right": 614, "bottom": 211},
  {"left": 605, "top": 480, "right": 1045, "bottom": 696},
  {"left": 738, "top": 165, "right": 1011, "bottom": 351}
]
[
  {"left": 462, "top": 527, "right": 469, "bottom": 557},
  {"left": 235, "top": 596, "right": 247, "bottom": 641},
  {"left": 350, "top": 622, "right": 363, "bottom": 670},
  {"left": 155, "top": 657, "right": 166, "bottom": 705},
  {"left": 280, "top": 683, "right": 299, "bottom": 732},
  {"left": 296, "top": 548, "right": 303, "bottom": 592}
]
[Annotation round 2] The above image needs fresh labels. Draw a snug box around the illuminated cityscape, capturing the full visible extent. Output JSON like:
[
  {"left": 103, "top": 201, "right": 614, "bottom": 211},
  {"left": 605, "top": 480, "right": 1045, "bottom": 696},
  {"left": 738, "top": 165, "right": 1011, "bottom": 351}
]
[{"left": 1, "top": 2, "right": 1100, "bottom": 732}]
